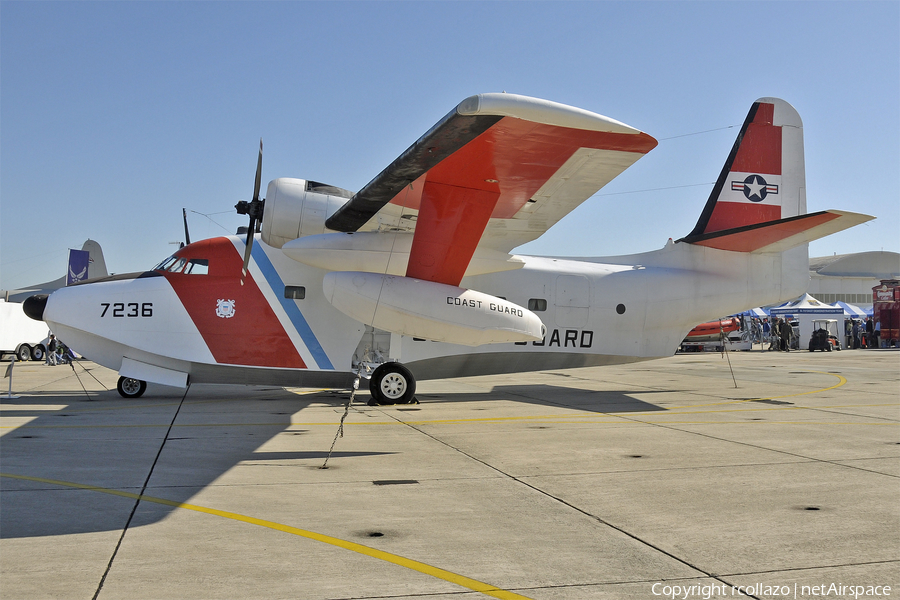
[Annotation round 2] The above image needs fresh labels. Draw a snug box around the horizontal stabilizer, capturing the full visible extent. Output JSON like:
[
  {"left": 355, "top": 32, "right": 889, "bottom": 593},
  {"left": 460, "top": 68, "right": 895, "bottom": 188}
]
[{"left": 678, "top": 210, "right": 874, "bottom": 253}]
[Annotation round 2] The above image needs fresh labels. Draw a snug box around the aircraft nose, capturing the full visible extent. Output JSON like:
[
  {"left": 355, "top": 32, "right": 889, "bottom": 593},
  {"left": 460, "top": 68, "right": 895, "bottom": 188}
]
[{"left": 23, "top": 294, "right": 48, "bottom": 321}]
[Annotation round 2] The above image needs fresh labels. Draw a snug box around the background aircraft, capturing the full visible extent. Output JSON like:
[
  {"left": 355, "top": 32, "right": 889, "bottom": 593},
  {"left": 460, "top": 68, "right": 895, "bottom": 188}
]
[
  {"left": 3, "top": 240, "right": 108, "bottom": 303},
  {"left": 25, "top": 94, "right": 872, "bottom": 401},
  {"left": 1, "top": 240, "right": 109, "bottom": 361}
]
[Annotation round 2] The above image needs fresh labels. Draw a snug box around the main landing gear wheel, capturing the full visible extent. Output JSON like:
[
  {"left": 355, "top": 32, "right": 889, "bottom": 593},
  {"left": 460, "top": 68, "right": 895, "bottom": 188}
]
[
  {"left": 117, "top": 376, "right": 147, "bottom": 398},
  {"left": 368, "top": 363, "right": 417, "bottom": 405}
]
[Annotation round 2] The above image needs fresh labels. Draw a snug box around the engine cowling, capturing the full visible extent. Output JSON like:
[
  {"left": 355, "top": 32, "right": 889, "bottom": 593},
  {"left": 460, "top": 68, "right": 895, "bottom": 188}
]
[{"left": 260, "top": 178, "right": 353, "bottom": 248}]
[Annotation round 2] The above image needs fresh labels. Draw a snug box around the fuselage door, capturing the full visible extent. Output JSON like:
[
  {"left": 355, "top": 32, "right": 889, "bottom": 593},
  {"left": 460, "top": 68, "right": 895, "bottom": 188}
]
[{"left": 555, "top": 274, "right": 590, "bottom": 328}]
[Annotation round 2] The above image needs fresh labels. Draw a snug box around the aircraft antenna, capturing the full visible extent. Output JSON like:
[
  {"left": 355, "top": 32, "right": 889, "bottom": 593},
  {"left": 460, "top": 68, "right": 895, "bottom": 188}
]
[{"left": 182, "top": 208, "right": 191, "bottom": 247}]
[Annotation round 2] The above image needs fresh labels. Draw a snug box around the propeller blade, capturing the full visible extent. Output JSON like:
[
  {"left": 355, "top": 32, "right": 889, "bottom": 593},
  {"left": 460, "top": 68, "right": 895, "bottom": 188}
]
[
  {"left": 253, "top": 139, "right": 263, "bottom": 204},
  {"left": 241, "top": 216, "right": 257, "bottom": 284},
  {"left": 238, "top": 139, "right": 264, "bottom": 285}
]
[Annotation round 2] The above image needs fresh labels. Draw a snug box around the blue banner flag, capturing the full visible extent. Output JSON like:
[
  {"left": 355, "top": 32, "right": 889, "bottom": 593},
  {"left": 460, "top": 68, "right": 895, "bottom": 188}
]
[{"left": 67, "top": 249, "right": 90, "bottom": 285}]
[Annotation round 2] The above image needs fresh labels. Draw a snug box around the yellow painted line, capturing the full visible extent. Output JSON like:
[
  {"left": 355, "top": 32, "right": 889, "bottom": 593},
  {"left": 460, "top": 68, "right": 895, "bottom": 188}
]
[
  {"left": 649, "top": 371, "right": 849, "bottom": 411},
  {"left": 4, "top": 405, "right": 896, "bottom": 431},
  {"left": 538, "top": 421, "right": 898, "bottom": 426},
  {"left": 389, "top": 370, "right": 852, "bottom": 421},
  {"left": 0, "top": 422, "right": 294, "bottom": 430},
  {"left": 0, "top": 472, "right": 533, "bottom": 600},
  {"left": 770, "top": 370, "right": 848, "bottom": 398},
  {"left": 0, "top": 405, "right": 70, "bottom": 412},
  {"left": 5, "top": 405, "right": 897, "bottom": 431}
]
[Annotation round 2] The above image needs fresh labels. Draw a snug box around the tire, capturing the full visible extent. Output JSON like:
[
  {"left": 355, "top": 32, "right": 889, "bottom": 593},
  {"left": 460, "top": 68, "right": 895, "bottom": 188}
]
[
  {"left": 31, "top": 345, "right": 45, "bottom": 361},
  {"left": 117, "top": 376, "right": 147, "bottom": 398},
  {"left": 368, "top": 363, "right": 416, "bottom": 405},
  {"left": 17, "top": 345, "right": 31, "bottom": 362}
]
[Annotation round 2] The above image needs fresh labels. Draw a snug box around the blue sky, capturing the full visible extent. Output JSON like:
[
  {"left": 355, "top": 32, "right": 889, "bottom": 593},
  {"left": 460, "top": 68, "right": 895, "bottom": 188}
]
[{"left": 2, "top": 1, "right": 898, "bottom": 291}]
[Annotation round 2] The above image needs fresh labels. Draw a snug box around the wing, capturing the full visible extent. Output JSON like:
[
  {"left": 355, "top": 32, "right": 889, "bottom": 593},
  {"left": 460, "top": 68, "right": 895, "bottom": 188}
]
[{"left": 325, "top": 93, "right": 657, "bottom": 286}]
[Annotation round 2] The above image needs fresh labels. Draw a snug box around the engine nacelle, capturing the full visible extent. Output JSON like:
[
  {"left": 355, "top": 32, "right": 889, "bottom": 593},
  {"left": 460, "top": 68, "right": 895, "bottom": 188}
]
[
  {"left": 322, "top": 271, "right": 545, "bottom": 346},
  {"left": 261, "top": 178, "right": 353, "bottom": 248}
]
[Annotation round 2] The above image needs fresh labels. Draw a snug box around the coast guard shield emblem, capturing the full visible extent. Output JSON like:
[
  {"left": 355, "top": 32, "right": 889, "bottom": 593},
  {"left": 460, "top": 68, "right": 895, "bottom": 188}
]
[{"left": 216, "top": 299, "right": 236, "bottom": 319}]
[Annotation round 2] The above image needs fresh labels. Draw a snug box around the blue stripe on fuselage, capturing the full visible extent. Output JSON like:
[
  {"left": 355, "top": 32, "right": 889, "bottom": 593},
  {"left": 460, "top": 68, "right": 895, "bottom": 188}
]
[{"left": 251, "top": 243, "right": 334, "bottom": 370}]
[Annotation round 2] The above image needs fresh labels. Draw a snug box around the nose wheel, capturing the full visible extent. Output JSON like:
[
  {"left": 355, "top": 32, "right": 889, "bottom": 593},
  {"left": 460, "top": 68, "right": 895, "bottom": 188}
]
[
  {"left": 368, "top": 363, "right": 417, "bottom": 405},
  {"left": 117, "top": 376, "right": 147, "bottom": 398}
]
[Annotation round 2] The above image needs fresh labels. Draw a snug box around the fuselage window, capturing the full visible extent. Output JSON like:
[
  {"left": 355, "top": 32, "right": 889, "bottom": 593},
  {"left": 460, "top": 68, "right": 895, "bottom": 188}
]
[
  {"left": 528, "top": 298, "right": 548, "bottom": 312},
  {"left": 285, "top": 286, "right": 306, "bottom": 300}
]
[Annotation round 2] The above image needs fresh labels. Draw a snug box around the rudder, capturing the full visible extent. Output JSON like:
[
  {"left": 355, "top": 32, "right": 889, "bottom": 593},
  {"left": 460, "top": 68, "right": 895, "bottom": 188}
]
[{"left": 687, "top": 98, "right": 806, "bottom": 237}]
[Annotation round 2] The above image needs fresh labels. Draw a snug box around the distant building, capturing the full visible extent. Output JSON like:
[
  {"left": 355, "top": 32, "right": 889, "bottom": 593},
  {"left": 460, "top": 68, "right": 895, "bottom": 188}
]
[{"left": 808, "top": 251, "right": 900, "bottom": 307}]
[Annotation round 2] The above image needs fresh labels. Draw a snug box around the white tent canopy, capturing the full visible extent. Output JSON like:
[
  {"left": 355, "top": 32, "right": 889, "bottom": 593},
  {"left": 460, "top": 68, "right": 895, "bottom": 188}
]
[{"left": 770, "top": 294, "right": 845, "bottom": 349}]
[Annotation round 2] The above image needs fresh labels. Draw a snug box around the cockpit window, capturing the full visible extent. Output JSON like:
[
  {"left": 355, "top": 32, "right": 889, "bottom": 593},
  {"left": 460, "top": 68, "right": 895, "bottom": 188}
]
[
  {"left": 183, "top": 259, "right": 208, "bottom": 275},
  {"left": 153, "top": 255, "right": 179, "bottom": 272},
  {"left": 154, "top": 256, "right": 208, "bottom": 275}
]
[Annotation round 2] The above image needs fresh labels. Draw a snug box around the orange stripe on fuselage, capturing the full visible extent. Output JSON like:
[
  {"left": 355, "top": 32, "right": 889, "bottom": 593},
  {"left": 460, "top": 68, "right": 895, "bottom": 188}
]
[{"left": 162, "top": 238, "right": 306, "bottom": 369}]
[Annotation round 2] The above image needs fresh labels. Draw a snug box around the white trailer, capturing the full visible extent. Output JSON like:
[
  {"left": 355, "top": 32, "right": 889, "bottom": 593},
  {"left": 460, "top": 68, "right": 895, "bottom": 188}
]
[{"left": 0, "top": 299, "right": 50, "bottom": 361}]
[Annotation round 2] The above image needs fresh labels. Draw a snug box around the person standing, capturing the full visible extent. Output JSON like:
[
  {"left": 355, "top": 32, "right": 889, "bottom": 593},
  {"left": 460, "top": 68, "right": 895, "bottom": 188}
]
[
  {"left": 851, "top": 319, "right": 861, "bottom": 349},
  {"left": 780, "top": 319, "right": 792, "bottom": 352},
  {"left": 45, "top": 334, "right": 58, "bottom": 366},
  {"left": 865, "top": 317, "right": 874, "bottom": 349},
  {"left": 768, "top": 319, "right": 778, "bottom": 351}
]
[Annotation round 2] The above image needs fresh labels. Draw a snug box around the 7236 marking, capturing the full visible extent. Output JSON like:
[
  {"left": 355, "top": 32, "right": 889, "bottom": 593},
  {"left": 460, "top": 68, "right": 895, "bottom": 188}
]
[{"left": 100, "top": 302, "right": 153, "bottom": 318}]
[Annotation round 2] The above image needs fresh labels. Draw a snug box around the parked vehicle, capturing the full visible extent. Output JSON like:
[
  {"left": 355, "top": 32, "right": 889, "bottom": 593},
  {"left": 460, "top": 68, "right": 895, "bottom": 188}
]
[
  {"left": 0, "top": 299, "right": 49, "bottom": 361},
  {"left": 808, "top": 319, "right": 841, "bottom": 352}
]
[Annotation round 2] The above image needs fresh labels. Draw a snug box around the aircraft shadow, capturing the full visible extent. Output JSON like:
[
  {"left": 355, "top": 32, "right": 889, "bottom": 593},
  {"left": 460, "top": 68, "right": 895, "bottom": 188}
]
[
  {"left": 0, "top": 380, "right": 668, "bottom": 539},
  {"left": 0, "top": 385, "right": 374, "bottom": 539},
  {"left": 415, "top": 383, "right": 670, "bottom": 414}
]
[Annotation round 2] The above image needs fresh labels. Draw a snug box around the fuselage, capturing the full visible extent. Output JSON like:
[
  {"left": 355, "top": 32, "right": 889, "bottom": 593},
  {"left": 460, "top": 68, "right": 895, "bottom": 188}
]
[{"left": 41, "top": 234, "right": 808, "bottom": 388}]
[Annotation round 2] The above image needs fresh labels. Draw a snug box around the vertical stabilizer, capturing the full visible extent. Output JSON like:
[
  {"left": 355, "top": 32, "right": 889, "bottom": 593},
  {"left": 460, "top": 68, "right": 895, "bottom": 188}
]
[
  {"left": 687, "top": 98, "right": 806, "bottom": 237},
  {"left": 82, "top": 239, "right": 108, "bottom": 279}
]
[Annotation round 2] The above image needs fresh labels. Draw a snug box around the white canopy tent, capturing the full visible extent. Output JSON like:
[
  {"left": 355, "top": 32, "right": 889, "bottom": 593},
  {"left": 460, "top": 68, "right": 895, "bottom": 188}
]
[{"left": 769, "top": 294, "right": 844, "bottom": 349}]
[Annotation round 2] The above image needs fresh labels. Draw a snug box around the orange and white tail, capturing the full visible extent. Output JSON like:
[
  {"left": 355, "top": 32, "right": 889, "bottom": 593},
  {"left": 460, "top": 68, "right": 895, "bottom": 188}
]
[{"left": 680, "top": 98, "right": 871, "bottom": 253}]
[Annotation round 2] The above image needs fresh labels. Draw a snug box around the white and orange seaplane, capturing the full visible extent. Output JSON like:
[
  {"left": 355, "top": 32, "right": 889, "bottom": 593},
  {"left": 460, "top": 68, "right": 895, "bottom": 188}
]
[{"left": 25, "top": 94, "right": 871, "bottom": 402}]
